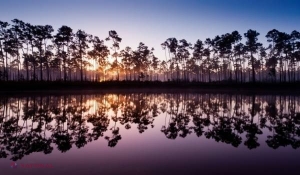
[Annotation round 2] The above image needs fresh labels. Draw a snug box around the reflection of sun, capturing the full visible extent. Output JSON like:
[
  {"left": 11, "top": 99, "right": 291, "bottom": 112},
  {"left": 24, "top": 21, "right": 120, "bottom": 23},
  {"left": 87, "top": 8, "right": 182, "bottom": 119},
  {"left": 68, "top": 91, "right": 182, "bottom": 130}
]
[
  {"left": 107, "top": 94, "right": 118, "bottom": 104},
  {"left": 86, "top": 99, "right": 97, "bottom": 114}
]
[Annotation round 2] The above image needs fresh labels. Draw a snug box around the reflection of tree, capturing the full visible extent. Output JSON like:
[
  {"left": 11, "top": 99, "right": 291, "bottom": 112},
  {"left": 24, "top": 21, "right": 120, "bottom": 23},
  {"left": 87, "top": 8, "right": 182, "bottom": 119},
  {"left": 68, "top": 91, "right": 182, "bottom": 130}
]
[
  {"left": 243, "top": 95, "right": 262, "bottom": 149},
  {"left": 120, "top": 94, "right": 155, "bottom": 133},
  {"left": 161, "top": 94, "right": 192, "bottom": 139},
  {"left": 51, "top": 96, "right": 73, "bottom": 152},
  {"left": 232, "top": 96, "right": 246, "bottom": 135},
  {"left": 187, "top": 97, "right": 206, "bottom": 137},
  {"left": 52, "top": 131, "right": 72, "bottom": 152},
  {"left": 205, "top": 117, "right": 242, "bottom": 147},
  {"left": 131, "top": 94, "right": 153, "bottom": 133},
  {"left": 105, "top": 126, "right": 122, "bottom": 147},
  {"left": 87, "top": 105, "right": 110, "bottom": 140},
  {"left": 71, "top": 96, "right": 90, "bottom": 148},
  {"left": 105, "top": 94, "right": 122, "bottom": 147},
  {"left": 0, "top": 98, "right": 54, "bottom": 160},
  {"left": 1, "top": 93, "right": 300, "bottom": 161},
  {"left": 266, "top": 110, "right": 300, "bottom": 149},
  {"left": 175, "top": 113, "right": 191, "bottom": 138},
  {"left": 192, "top": 114, "right": 205, "bottom": 137}
]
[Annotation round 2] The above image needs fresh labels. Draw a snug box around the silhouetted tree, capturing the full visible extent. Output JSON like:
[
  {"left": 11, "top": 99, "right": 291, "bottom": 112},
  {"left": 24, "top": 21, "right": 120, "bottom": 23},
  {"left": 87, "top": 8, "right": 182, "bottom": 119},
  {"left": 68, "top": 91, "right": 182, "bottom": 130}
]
[
  {"left": 106, "top": 30, "right": 122, "bottom": 80},
  {"left": 244, "top": 29, "right": 262, "bottom": 83},
  {"left": 54, "top": 25, "right": 73, "bottom": 82}
]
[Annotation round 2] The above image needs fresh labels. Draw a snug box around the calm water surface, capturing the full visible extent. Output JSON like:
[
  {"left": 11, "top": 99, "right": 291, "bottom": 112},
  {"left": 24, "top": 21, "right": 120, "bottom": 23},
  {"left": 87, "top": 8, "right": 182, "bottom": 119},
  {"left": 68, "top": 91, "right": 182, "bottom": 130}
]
[{"left": 0, "top": 93, "right": 300, "bottom": 175}]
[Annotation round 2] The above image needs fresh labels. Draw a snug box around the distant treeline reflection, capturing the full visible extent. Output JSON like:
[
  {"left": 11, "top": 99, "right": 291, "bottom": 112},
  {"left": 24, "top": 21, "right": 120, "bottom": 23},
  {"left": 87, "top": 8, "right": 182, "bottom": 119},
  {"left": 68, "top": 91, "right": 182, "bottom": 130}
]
[{"left": 0, "top": 93, "right": 300, "bottom": 160}]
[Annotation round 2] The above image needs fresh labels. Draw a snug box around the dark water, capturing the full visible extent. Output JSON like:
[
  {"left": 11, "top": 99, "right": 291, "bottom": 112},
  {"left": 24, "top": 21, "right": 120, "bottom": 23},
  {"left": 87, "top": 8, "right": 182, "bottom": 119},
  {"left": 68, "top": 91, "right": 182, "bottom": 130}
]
[{"left": 0, "top": 93, "right": 300, "bottom": 175}]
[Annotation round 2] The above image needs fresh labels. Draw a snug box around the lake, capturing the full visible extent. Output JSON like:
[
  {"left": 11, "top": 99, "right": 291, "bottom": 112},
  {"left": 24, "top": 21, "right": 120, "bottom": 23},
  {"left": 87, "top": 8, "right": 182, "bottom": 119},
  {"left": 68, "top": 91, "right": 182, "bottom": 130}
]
[{"left": 0, "top": 92, "right": 300, "bottom": 175}]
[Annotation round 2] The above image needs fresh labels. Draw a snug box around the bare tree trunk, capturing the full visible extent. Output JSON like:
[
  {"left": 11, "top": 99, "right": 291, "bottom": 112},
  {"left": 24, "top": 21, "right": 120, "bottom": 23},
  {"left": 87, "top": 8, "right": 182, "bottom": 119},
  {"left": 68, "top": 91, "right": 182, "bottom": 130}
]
[{"left": 251, "top": 54, "right": 255, "bottom": 83}]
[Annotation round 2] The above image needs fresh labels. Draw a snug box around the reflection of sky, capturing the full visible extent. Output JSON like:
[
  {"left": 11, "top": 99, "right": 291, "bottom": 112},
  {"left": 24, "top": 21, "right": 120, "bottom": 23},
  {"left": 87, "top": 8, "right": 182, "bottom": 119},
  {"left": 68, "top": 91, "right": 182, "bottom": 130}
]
[
  {"left": 1, "top": 94, "right": 300, "bottom": 174},
  {"left": 1, "top": 0, "right": 300, "bottom": 61}
]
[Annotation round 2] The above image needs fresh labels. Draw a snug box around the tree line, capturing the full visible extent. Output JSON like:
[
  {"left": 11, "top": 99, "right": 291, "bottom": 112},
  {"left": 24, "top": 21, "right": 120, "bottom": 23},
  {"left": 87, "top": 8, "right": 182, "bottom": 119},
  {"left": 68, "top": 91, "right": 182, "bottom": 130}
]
[
  {"left": 0, "top": 19, "right": 300, "bottom": 83},
  {"left": 1, "top": 93, "right": 300, "bottom": 160}
]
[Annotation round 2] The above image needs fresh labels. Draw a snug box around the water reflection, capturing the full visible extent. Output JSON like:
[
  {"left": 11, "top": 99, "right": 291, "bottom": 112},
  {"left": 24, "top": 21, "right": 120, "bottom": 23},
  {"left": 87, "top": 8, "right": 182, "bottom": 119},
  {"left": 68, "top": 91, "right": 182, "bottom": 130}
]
[{"left": 1, "top": 93, "right": 300, "bottom": 160}]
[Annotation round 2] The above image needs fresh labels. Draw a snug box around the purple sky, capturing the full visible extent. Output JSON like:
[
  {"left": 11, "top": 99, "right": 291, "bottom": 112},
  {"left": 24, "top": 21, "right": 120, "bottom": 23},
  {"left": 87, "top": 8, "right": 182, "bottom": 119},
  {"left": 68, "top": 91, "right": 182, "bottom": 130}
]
[{"left": 1, "top": 0, "right": 299, "bottom": 60}]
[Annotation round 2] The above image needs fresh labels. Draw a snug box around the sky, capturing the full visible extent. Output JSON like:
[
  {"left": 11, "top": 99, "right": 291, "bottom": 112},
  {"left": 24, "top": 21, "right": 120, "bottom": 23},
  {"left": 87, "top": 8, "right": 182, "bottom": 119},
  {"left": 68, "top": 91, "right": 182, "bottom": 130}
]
[{"left": 1, "top": 0, "right": 300, "bottom": 60}]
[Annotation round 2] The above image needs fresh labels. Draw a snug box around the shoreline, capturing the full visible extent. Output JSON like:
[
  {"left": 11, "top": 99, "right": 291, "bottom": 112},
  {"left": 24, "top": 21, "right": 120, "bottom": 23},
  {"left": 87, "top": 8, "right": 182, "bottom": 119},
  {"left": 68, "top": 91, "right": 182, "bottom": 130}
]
[{"left": 1, "top": 81, "right": 300, "bottom": 95}]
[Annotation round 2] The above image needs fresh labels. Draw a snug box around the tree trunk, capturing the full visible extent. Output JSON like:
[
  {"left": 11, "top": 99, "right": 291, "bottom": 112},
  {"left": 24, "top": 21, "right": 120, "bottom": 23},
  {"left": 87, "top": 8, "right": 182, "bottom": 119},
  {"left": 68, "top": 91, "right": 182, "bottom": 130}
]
[
  {"left": 40, "top": 45, "right": 43, "bottom": 81},
  {"left": 251, "top": 53, "right": 255, "bottom": 83}
]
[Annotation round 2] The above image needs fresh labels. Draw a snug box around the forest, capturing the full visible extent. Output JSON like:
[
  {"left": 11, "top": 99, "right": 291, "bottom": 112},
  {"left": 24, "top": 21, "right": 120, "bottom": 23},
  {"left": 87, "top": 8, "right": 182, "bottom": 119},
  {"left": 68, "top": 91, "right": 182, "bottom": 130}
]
[{"left": 0, "top": 19, "right": 300, "bottom": 84}]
